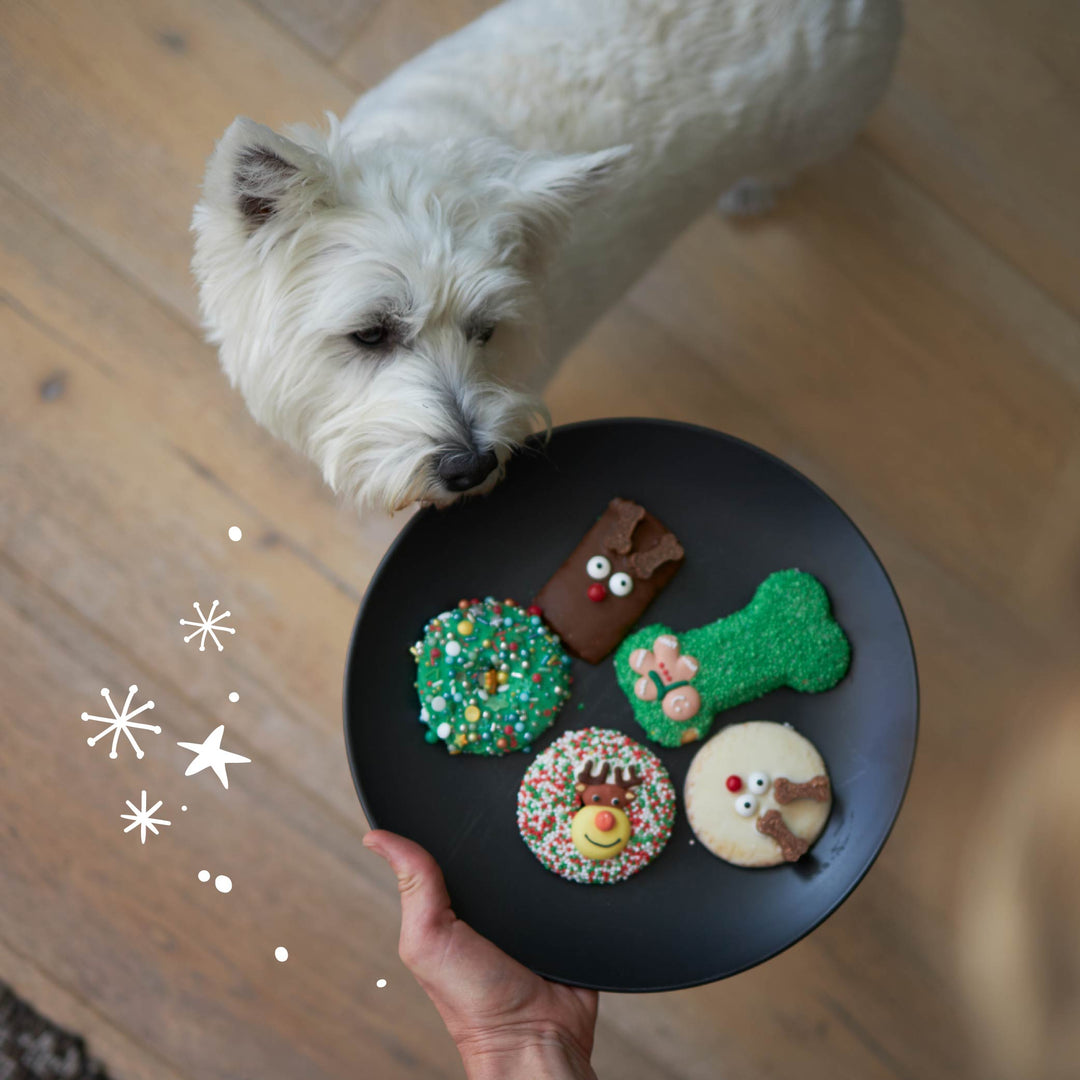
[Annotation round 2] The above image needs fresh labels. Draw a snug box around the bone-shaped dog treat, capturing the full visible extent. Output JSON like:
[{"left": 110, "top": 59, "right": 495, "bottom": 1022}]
[
  {"left": 755, "top": 809, "right": 810, "bottom": 862},
  {"left": 605, "top": 498, "right": 646, "bottom": 555},
  {"left": 630, "top": 533, "right": 684, "bottom": 580},
  {"left": 773, "top": 774, "right": 831, "bottom": 804},
  {"left": 534, "top": 498, "right": 684, "bottom": 664},
  {"left": 615, "top": 569, "right": 851, "bottom": 747}
]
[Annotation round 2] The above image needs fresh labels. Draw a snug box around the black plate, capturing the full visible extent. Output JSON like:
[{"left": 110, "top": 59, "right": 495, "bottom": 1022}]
[{"left": 344, "top": 419, "right": 918, "bottom": 992}]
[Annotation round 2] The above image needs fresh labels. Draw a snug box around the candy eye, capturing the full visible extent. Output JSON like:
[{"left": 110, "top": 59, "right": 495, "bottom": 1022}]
[
  {"left": 747, "top": 771, "right": 770, "bottom": 795},
  {"left": 591, "top": 794, "right": 601, "bottom": 803},
  {"left": 610, "top": 796, "right": 621, "bottom": 807},
  {"left": 734, "top": 794, "right": 758, "bottom": 817},
  {"left": 608, "top": 572, "right": 634, "bottom": 596},
  {"left": 586, "top": 555, "right": 611, "bottom": 580}
]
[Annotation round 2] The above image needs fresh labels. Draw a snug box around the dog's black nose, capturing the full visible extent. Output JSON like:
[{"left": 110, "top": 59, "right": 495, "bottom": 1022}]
[{"left": 437, "top": 448, "right": 498, "bottom": 492}]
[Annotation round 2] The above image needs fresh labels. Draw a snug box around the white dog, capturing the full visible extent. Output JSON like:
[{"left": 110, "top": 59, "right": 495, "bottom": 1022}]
[{"left": 192, "top": 0, "right": 901, "bottom": 512}]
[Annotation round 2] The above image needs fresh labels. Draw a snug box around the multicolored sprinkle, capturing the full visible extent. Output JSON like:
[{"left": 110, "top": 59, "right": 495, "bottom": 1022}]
[
  {"left": 412, "top": 597, "right": 572, "bottom": 755},
  {"left": 517, "top": 728, "right": 676, "bottom": 884}
]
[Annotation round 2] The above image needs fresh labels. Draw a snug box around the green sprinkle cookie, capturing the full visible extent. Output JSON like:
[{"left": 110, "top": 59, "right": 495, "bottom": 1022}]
[
  {"left": 412, "top": 596, "right": 573, "bottom": 755},
  {"left": 614, "top": 570, "right": 851, "bottom": 747}
]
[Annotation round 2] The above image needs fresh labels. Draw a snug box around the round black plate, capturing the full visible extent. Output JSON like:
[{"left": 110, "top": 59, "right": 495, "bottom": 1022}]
[{"left": 344, "top": 419, "right": 918, "bottom": 992}]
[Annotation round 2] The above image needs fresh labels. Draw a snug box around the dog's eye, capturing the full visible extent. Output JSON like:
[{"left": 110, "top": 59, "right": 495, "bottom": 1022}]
[
  {"left": 352, "top": 325, "right": 389, "bottom": 347},
  {"left": 473, "top": 323, "right": 496, "bottom": 346}
]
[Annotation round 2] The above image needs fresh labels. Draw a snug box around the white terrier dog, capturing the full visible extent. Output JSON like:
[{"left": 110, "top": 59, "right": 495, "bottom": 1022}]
[{"left": 192, "top": 0, "right": 901, "bottom": 513}]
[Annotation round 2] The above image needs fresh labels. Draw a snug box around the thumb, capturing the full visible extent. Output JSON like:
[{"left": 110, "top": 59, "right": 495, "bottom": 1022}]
[{"left": 364, "top": 829, "right": 455, "bottom": 975}]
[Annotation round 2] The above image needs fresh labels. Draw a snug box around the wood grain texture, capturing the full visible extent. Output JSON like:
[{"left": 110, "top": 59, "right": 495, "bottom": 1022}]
[
  {"left": 3, "top": 0, "right": 1080, "bottom": 1077},
  {"left": 251, "top": 0, "right": 381, "bottom": 60},
  {"left": 0, "top": 0, "right": 354, "bottom": 322},
  {"left": 868, "top": 0, "right": 1080, "bottom": 319},
  {"left": 334, "top": 0, "right": 497, "bottom": 90},
  {"left": 630, "top": 163, "right": 1080, "bottom": 624}
]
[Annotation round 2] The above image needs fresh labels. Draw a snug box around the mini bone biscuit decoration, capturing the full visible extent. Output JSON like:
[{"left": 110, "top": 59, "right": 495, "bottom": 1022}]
[
  {"left": 684, "top": 721, "right": 832, "bottom": 868},
  {"left": 615, "top": 568, "right": 851, "bottom": 747},
  {"left": 533, "top": 498, "right": 684, "bottom": 664}
]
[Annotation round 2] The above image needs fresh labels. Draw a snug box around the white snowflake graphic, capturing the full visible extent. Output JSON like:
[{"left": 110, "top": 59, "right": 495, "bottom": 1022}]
[
  {"left": 121, "top": 790, "right": 171, "bottom": 844},
  {"left": 179, "top": 599, "right": 236, "bottom": 652},
  {"left": 81, "top": 684, "right": 161, "bottom": 759}
]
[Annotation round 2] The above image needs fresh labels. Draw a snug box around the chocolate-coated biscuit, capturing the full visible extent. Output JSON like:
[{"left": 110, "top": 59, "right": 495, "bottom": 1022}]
[{"left": 533, "top": 498, "right": 684, "bottom": 664}]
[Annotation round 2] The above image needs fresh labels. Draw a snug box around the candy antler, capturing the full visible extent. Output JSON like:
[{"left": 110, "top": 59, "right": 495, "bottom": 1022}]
[
  {"left": 756, "top": 809, "right": 810, "bottom": 862},
  {"left": 575, "top": 758, "right": 608, "bottom": 788},
  {"left": 603, "top": 498, "right": 645, "bottom": 554},
  {"left": 629, "top": 533, "right": 685, "bottom": 580},
  {"left": 773, "top": 775, "right": 831, "bottom": 805}
]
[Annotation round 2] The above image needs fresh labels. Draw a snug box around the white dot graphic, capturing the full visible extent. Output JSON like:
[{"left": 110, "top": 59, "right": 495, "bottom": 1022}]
[
  {"left": 228, "top": 526, "right": 243, "bottom": 542},
  {"left": 376, "top": 979, "right": 387, "bottom": 989},
  {"left": 198, "top": 870, "right": 232, "bottom": 893},
  {"left": 275, "top": 947, "right": 289, "bottom": 962},
  {"left": 181, "top": 806, "right": 188, "bottom": 812},
  {"left": 228, "top": 691, "right": 239, "bottom": 703}
]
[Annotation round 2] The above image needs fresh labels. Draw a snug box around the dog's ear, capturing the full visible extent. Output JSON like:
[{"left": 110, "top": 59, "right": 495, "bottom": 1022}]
[
  {"left": 500, "top": 145, "right": 631, "bottom": 256},
  {"left": 199, "top": 117, "right": 337, "bottom": 236}
]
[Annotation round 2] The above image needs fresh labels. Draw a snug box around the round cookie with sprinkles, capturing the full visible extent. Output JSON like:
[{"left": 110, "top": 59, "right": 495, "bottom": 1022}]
[
  {"left": 517, "top": 728, "right": 676, "bottom": 885},
  {"left": 412, "top": 596, "right": 572, "bottom": 755}
]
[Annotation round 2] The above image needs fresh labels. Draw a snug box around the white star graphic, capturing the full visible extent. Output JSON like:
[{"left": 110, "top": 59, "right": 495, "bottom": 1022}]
[{"left": 176, "top": 724, "right": 251, "bottom": 790}]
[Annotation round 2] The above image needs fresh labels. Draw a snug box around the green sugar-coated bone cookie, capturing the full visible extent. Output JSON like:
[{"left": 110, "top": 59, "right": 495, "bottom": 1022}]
[{"left": 614, "top": 570, "right": 851, "bottom": 747}]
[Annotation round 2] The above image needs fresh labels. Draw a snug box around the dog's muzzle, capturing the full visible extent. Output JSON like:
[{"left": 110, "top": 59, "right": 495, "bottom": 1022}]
[{"left": 437, "top": 447, "right": 498, "bottom": 492}]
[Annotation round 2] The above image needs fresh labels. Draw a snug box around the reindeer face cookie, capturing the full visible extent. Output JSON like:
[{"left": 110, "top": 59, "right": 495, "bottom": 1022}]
[
  {"left": 534, "top": 498, "right": 684, "bottom": 664},
  {"left": 569, "top": 759, "right": 638, "bottom": 860},
  {"left": 684, "top": 721, "right": 832, "bottom": 867},
  {"left": 518, "top": 728, "right": 676, "bottom": 884}
]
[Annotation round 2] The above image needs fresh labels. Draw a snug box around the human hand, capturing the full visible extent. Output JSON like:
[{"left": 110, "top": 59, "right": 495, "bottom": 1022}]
[{"left": 364, "top": 829, "right": 598, "bottom": 1080}]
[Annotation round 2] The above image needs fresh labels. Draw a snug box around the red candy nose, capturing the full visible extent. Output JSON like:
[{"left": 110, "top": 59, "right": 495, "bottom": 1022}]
[
  {"left": 594, "top": 810, "right": 616, "bottom": 832},
  {"left": 725, "top": 775, "right": 742, "bottom": 792},
  {"left": 587, "top": 583, "right": 607, "bottom": 602}
]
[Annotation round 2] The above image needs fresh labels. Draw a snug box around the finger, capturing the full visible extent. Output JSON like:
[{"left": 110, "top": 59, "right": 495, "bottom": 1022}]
[{"left": 364, "top": 829, "right": 455, "bottom": 973}]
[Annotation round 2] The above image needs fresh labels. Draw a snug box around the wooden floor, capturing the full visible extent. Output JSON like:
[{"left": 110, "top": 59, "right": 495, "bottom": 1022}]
[{"left": 3, "top": 1, "right": 1079, "bottom": 1077}]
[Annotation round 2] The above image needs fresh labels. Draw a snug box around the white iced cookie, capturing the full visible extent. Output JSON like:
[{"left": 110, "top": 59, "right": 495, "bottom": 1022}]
[{"left": 684, "top": 721, "right": 831, "bottom": 867}]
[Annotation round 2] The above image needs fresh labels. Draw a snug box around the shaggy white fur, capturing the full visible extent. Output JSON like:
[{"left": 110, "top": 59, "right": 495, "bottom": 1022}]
[{"left": 192, "top": 0, "right": 901, "bottom": 513}]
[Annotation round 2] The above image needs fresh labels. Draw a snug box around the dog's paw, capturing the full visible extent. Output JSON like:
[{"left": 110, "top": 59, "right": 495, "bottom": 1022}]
[{"left": 717, "top": 178, "right": 780, "bottom": 218}]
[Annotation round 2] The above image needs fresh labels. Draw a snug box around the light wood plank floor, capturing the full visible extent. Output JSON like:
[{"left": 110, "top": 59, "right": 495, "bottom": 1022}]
[{"left": 3, "top": 2, "right": 1079, "bottom": 1077}]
